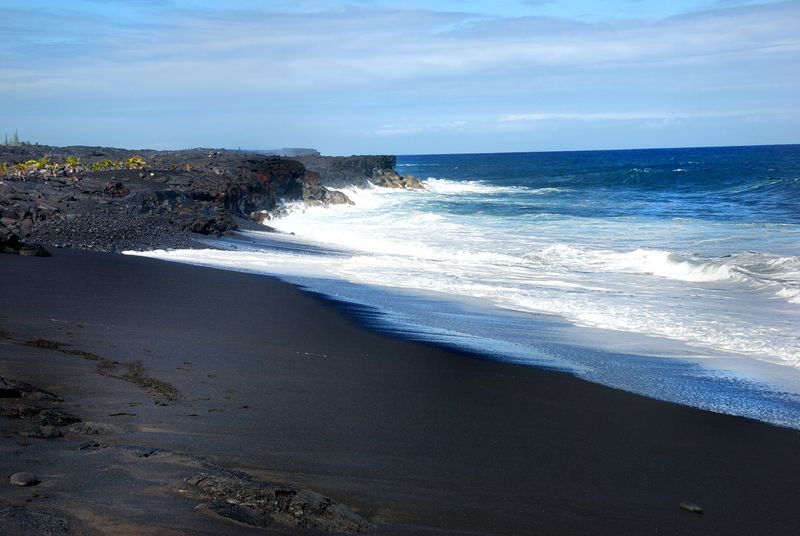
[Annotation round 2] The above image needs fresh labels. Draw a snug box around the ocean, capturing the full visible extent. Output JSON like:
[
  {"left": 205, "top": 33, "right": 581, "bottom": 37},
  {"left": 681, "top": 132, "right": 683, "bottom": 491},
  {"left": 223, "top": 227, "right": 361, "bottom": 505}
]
[{"left": 129, "top": 144, "right": 800, "bottom": 428}]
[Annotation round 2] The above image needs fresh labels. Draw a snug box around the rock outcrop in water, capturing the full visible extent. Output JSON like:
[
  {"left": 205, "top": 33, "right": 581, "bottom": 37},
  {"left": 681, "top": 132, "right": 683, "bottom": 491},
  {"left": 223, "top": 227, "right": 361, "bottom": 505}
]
[
  {"left": 0, "top": 145, "right": 416, "bottom": 251},
  {"left": 296, "top": 154, "right": 424, "bottom": 190},
  {"left": 301, "top": 170, "right": 355, "bottom": 207}
]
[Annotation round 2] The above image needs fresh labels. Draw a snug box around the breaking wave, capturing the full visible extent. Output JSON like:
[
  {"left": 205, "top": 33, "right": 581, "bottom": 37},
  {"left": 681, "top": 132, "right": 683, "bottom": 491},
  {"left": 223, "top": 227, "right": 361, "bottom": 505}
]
[{"left": 422, "top": 177, "right": 566, "bottom": 196}]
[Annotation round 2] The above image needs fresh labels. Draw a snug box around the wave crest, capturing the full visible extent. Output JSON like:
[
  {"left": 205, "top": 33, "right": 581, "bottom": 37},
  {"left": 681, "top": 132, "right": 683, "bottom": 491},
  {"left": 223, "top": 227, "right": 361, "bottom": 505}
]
[
  {"left": 423, "top": 177, "right": 566, "bottom": 196},
  {"left": 777, "top": 287, "right": 800, "bottom": 304},
  {"left": 526, "top": 245, "right": 735, "bottom": 282},
  {"left": 524, "top": 245, "right": 800, "bottom": 301}
]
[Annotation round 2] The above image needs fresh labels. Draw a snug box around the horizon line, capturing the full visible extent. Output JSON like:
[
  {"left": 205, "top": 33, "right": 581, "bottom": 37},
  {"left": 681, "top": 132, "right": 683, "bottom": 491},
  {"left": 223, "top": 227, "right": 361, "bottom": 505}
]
[{"left": 4, "top": 140, "right": 798, "bottom": 158}]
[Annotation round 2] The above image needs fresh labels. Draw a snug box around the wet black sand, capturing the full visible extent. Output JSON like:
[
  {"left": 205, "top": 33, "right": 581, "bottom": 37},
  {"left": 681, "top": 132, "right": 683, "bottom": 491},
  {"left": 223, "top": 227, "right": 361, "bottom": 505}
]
[{"left": 1, "top": 248, "right": 799, "bottom": 534}]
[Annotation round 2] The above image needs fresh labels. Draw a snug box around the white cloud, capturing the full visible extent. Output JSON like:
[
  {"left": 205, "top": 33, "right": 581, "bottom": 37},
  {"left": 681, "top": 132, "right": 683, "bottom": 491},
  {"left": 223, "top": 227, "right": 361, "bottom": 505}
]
[
  {"left": 3, "top": 1, "right": 798, "bottom": 93},
  {"left": 1, "top": 1, "right": 797, "bottom": 151},
  {"left": 498, "top": 111, "right": 775, "bottom": 122},
  {"left": 376, "top": 120, "right": 468, "bottom": 136}
]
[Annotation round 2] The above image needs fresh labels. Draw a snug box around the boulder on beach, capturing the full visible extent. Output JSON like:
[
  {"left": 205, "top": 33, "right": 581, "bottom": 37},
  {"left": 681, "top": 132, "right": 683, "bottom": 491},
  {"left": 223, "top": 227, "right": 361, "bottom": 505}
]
[
  {"left": 9, "top": 472, "right": 39, "bottom": 487},
  {"left": 0, "top": 229, "right": 50, "bottom": 256}
]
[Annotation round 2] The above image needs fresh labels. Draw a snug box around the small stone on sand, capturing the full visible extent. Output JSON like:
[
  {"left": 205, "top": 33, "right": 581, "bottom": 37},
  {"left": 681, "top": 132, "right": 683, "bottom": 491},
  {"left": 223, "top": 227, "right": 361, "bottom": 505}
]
[
  {"left": 679, "top": 501, "right": 704, "bottom": 514},
  {"left": 9, "top": 472, "right": 39, "bottom": 487}
]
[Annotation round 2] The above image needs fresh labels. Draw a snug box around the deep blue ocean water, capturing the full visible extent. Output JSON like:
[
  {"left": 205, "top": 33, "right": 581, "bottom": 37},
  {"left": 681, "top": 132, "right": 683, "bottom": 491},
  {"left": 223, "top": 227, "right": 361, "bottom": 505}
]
[
  {"left": 130, "top": 144, "right": 800, "bottom": 428},
  {"left": 398, "top": 145, "right": 800, "bottom": 224}
]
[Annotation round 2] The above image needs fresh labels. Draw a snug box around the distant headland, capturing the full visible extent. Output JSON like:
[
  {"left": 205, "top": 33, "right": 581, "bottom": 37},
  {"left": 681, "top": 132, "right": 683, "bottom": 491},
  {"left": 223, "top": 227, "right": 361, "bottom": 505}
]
[{"left": 0, "top": 145, "right": 422, "bottom": 255}]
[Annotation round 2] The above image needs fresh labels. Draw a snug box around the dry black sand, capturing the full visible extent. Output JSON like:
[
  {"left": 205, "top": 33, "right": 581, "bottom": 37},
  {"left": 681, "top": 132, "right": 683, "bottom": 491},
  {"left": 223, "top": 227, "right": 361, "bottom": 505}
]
[{"left": 1, "top": 248, "right": 799, "bottom": 534}]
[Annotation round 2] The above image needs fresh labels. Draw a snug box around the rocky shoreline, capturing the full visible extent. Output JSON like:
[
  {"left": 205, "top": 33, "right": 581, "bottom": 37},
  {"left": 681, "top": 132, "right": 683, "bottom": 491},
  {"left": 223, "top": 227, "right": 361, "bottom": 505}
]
[{"left": 0, "top": 145, "right": 421, "bottom": 253}]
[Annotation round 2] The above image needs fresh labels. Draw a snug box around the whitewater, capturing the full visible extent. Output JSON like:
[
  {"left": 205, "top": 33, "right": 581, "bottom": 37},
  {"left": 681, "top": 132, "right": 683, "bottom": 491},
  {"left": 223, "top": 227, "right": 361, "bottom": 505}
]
[{"left": 129, "top": 145, "right": 800, "bottom": 428}]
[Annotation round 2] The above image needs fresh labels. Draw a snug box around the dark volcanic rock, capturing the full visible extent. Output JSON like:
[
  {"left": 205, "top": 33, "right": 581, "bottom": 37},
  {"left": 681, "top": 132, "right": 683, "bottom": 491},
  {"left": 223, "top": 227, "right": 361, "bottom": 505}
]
[
  {"left": 102, "top": 181, "right": 130, "bottom": 198},
  {"left": 179, "top": 209, "right": 237, "bottom": 237},
  {"left": 0, "top": 376, "right": 60, "bottom": 402},
  {"left": 0, "top": 229, "right": 50, "bottom": 256},
  {"left": 183, "top": 472, "right": 372, "bottom": 533},
  {"left": 0, "top": 387, "right": 22, "bottom": 398},
  {"left": 371, "top": 169, "right": 424, "bottom": 189},
  {"left": 297, "top": 154, "right": 421, "bottom": 190},
  {"left": 327, "top": 189, "right": 354, "bottom": 205},
  {"left": 78, "top": 440, "right": 108, "bottom": 452},
  {"left": 0, "top": 402, "right": 80, "bottom": 427},
  {"left": 1, "top": 145, "right": 407, "bottom": 251},
  {"left": 35, "top": 408, "right": 81, "bottom": 427},
  {"left": 0, "top": 378, "right": 23, "bottom": 399},
  {"left": 249, "top": 211, "right": 270, "bottom": 223},
  {"left": 0, "top": 146, "right": 310, "bottom": 251},
  {"left": 301, "top": 170, "right": 354, "bottom": 207},
  {"left": 224, "top": 156, "right": 306, "bottom": 216}
]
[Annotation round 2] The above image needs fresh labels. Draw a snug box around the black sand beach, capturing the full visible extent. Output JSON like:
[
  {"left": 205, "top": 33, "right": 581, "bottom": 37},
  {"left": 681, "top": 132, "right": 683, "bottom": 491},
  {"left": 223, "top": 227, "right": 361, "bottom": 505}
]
[{"left": 2, "top": 248, "right": 800, "bottom": 534}]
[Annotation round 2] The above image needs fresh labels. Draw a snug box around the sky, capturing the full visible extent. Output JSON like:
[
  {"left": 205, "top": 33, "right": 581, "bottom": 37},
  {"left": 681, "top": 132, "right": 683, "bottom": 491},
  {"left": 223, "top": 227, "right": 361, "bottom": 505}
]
[{"left": 1, "top": 0, "right": 798, "bottom": 154}]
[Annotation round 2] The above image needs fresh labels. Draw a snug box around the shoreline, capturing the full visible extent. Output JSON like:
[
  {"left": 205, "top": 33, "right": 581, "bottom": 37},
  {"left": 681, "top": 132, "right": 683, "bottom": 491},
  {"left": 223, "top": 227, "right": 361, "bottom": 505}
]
[
  {"left": 2, "top": 248, "right": 800, "bottom": 534},
  {"left": 132, "top": 232, "right": 800, "bottom": 431}
]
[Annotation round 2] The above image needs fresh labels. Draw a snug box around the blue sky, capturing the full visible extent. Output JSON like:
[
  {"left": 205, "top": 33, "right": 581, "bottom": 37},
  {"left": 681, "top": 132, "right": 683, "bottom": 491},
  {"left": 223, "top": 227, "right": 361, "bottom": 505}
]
[{"left": 1, "top": 0, "right": 797, "bottom": 154}]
